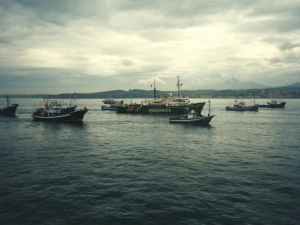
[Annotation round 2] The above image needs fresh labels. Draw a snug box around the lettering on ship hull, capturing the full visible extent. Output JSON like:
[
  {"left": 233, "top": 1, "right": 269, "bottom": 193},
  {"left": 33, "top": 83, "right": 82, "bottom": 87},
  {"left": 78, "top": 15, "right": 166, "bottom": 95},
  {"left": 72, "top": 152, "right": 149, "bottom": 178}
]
[{"left": 149, "top": 109, "right": 171, "bottom": 113}]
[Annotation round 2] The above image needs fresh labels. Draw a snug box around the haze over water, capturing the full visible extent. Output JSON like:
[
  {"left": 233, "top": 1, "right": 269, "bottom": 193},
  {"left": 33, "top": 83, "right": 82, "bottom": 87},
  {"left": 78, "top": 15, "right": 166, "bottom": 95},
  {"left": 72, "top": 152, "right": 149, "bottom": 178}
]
[{"left": 1, "top": 98, "right": 299, "bottom": 224}]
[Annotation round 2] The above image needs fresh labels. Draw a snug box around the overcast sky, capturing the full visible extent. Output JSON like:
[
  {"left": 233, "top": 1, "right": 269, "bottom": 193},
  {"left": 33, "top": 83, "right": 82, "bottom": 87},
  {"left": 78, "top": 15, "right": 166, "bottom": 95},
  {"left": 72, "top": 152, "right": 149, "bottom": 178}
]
[{"left": 1, "top": 0, "right": 300, "bottom": 94}]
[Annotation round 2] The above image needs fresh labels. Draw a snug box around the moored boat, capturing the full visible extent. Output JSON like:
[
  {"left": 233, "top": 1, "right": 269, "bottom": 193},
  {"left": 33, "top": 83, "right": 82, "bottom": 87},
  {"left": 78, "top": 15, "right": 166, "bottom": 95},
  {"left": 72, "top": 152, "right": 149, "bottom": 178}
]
[
  {"left": 169, "top": 113, "right": 214, "bottom": 124},
  {"left": 115, "top": 76, "right": 206, "bottom": 115},
  {"left": 0, "top": 95, "right": 19, "bottom": 116},
  {"left": 101, "top": 105, "right": 116, "bottom": 110},
  {"left": 31, "top": 96, "right": 88, "bottom": 122},
  {"left": 225, "top": 99, "right": 259, "bottom": 112},
  {"left": 259, "top": 99, "right": 286, "bottom": 108},
  {"left": 169, "top": 100, "right": 214, "bottom": 124},
  {"left": 101, "top": 100, "right": 123, "bottom": 111},
  {"left": 102, "top": 99, "right": 116, "bottom": 104}
]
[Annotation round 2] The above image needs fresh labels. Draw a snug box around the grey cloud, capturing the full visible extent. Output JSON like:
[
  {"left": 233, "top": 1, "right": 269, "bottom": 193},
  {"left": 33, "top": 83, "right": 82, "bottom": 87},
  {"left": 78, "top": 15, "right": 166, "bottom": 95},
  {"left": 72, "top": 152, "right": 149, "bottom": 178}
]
[
  {"left": 1, "top": 0, "right": 300, "bottom": 94},
  {"left": 121, "top": 59, "right": 134, "bottom": 66},
  {"left": 279, "top": 42, "right": 300, "bottom": 51}
]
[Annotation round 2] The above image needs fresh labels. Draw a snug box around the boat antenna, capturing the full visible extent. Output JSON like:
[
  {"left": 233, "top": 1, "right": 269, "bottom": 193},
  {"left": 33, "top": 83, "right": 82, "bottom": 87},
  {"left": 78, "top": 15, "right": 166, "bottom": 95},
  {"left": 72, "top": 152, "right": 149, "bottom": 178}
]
[
  {"left": 153, "top": 78, "right": 156, "bottom": 100},
  {"left": 5, "top": 95, "right": 10, "bottom": 107},
  {"left": 73, "top": 92, "right": 77, "bottom": 106},
  {"left": 208, "top": 99, "right": 211, "bottom": 116},
  {"left": 176, "top": 76, "right": 183, "bottom": 98}
]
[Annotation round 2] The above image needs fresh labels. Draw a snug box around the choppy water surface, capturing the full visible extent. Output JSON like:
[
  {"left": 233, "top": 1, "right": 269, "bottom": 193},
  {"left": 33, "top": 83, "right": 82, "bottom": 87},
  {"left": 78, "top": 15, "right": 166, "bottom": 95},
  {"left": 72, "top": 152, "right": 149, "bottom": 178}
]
[{"left": 0, "top": 98, "right": 299, "bottom": 224}]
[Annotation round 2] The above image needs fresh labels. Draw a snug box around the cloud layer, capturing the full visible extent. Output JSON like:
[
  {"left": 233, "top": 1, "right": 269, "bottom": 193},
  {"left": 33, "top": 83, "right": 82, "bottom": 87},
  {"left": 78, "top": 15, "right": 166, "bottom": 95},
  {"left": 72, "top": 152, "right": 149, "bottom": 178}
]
[{"left": 1, "top": 0, "right": 300, "bottom": 94}]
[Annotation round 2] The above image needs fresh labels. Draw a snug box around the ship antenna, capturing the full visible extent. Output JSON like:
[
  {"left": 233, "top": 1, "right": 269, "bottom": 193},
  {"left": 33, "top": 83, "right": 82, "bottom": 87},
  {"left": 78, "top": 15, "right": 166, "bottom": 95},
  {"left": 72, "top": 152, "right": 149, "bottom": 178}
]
[
  {"left": 5, "top": 94, "right": 10, "bottom": 107},
  {"left": 176, "top": 76, "right": 183, "bottom": 98},
  {"left": 208, "top": 99, "right": 211, "bottom": 116},
  {"left": 153, "top": 78, "right": 156, "bottom": 100},
  {"left": 69, "top": 94, "right": 72, "bottom": 107}
]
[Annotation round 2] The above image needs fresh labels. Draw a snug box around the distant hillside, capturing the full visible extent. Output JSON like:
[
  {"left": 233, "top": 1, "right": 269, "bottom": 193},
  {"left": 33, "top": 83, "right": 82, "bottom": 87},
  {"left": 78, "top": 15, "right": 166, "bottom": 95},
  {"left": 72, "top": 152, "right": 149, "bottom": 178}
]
[
  {"left": 190, "top": 78, "right": 270, "bottom": 90},
  {"left": 284, "top": 82, "right": 300, "bottom": 87}
]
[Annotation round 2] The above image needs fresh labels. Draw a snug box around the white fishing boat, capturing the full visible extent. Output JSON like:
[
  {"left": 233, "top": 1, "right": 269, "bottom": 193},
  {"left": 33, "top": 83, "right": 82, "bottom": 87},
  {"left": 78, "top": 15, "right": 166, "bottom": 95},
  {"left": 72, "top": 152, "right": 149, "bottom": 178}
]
[{"left": 169, "top": 100, "right": 214, "bottom": 124}]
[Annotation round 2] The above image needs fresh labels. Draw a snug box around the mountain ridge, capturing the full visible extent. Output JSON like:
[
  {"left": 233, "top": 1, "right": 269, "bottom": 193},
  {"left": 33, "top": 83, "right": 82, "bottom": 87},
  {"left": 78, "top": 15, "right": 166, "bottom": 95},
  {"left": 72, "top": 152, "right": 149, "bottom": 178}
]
[{"left": 189, "top": 78, "right": 299, "bottom": 90}]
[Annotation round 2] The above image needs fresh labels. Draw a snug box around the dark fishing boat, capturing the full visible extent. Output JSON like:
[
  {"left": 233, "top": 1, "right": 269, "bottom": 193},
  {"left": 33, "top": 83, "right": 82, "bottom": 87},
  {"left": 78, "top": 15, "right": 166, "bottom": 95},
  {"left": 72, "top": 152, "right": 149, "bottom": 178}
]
[
  {"left": 259, "top": 99, "right": 286, "bottom": 108},
  {"left": 169, "top": 100, "right": 214, "bottom": 124},
  {"left": 0, "top": 95, "right": 19, "bottom": 116},
  {"left": 225, "top": 99, "right": 259, "bottom": 112},
  {"left": 115, "top": 76, "right": 205, "bottom": 115},
  {"left": 31, "top": 95, "right": 88, "bottom": 122}
]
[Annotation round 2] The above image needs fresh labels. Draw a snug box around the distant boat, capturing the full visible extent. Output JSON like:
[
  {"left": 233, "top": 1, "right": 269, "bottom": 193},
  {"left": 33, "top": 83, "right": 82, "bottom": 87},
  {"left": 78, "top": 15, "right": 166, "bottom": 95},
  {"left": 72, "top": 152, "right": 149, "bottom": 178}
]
[
  {"left": 0, "top": 95, "right": 19, "bottom": 116},
  {"left": 31, "top": 95, "right": 88, "bottom": 122},
  {"left": 101, "top": 105, "right": 116, "bottom": 110},
  {"left": 169, "top": 100, "right": 214, "bottom": 124},
  {"left": 102, "top": 99, "right": 116, "bottom": 104},
  {"left": 115, "top": 76, "right": 206, "bottom": 115},
  {"left": 169, "top": 112, "right": 214, "bottom": 124},
  {"left": 225, "top": 99, "right": 259, "bottom": 112},
  {"left": 259, "top": 99, "right": 286, "bottom": 108},
  {"left": 101, "top": 100, "right": 123, "bottom": 111}
]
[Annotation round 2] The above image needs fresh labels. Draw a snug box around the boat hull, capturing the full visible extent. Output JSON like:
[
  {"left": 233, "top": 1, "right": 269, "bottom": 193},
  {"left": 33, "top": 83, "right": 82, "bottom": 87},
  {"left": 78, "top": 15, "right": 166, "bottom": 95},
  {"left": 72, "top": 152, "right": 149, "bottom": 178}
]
[
  {"left": 31, "top": 109, "right": 88, "bottom": 121},
  {"left": 116, "top": 102, "right": 205, "bottom": 115},
  {"left": 101, "top": 106, "right": 116, "bottom": 110},
  {"left": 169, "top": 115, "right": 214, "bottom": 124},
  {"left": 225, "top": 105, "right": 259, "bottom": 112},
  {"left": 259, "top": 102, "right": 286, "bottom": 108},
  {"left": 0, "top": 104, "right": 19, "bottom": 116}
]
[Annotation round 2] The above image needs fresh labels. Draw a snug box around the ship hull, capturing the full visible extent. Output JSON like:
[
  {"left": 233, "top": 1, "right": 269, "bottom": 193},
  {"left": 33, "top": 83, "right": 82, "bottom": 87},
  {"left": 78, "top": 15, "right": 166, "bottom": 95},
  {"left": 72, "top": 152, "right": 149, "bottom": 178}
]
[
  {"left": 225, "top": 105, "right": 259, "bottom": 112},
  {"left": 115, "top": 102, "right": 205, "bottom": 115},
  {"left": 101, "top": 106, "right": 116, "bottom": 110},
  {"left": 169, "top": 115, "right": 214, "bottom": 124},
  {"left": 259, "top": 102, "right": 286, "bottom": 108},
  {"left": 0, "top": 104, "right": 19, "bottom": 116},
  {"left": 31, "top": 109, "right": 88, "bottom": 122}
]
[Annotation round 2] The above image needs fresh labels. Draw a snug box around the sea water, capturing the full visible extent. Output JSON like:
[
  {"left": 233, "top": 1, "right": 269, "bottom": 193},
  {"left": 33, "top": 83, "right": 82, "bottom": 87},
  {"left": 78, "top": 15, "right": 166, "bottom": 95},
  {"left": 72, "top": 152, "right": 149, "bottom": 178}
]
[{"left": 0, "top": 98, "right": 299, "bottom": 224}]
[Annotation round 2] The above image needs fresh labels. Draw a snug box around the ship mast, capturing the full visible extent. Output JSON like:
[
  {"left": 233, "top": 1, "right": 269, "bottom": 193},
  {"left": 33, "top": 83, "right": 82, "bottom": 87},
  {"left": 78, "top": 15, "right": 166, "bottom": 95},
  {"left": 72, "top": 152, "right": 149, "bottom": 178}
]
[
  {"left": 153, "top": 78, "right": 156, "bottom": 100},
  {"left": 208, "top": 99, "right": 211, "bottom": 116},
  {"left": 5, "top": 95, "right": 10, "bottom": 107},
  {"left": 176, "top": 76, "right": 183, "bottom": 98}
]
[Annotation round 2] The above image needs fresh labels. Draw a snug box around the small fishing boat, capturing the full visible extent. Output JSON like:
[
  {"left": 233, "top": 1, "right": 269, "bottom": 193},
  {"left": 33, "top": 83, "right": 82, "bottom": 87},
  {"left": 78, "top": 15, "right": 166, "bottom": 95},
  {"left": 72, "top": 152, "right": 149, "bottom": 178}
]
[
  {"left": 225, "top": 99, "right": 259, "bottom": 112},
  {"left": 169, "top": 111, "right": 214, "bottom": 124},
  {"left": 101, "top": 100, "right": 123, "bottom": 111},
  {"left": 31, "top": 95, "right": 88, "bottom": 122},
  {"left": 0, "top": 95, "right": 19, "bottom": 116},
  {"left": 259, "top": 99, "right": 286, "bottom": 108},
  {"left": 169, "top": 100, "right": 214, "bottom": 124},
  {"left": 101, "top": 105, "right": 116, "bottom": 110},
  {"left": 102, "top": 99, "right": 116, "bottom": 104}
]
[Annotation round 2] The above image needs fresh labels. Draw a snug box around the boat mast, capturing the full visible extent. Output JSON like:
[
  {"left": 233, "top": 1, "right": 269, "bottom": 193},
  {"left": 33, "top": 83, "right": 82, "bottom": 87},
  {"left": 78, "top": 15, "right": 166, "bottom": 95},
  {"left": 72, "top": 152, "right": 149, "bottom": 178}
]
[
  {"left": 176, "top": 76, "right": 183, "bottom": 98},
  {"left": 5, "top": 95, "right": 10, "bottom": 107},
  {"left": 208, "top": 99, "right": 211, "bottom": 116},
  {"left": 153, "top": 78, "right": 156, "bottom": 100}
]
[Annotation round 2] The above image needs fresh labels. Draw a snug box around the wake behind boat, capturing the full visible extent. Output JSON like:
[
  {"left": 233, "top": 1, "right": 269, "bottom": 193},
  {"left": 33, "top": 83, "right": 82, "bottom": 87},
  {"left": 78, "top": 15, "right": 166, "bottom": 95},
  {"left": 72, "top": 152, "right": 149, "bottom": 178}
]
[{"left": 0, "top": 95, "right": 19, "bottom": 116}]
